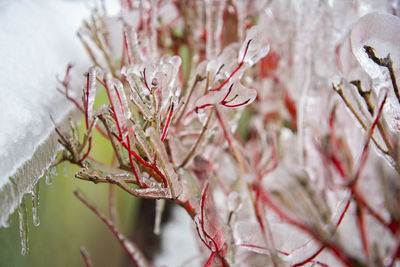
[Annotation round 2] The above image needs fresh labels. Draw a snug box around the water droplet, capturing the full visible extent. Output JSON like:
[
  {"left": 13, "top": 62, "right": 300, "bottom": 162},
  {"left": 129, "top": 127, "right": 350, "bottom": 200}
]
[
  {"left": 18, "top": 195, "right": 29, "bottom": 256},
  {"left": 31, "top": 183, "right": 40, "bottom": 227}
]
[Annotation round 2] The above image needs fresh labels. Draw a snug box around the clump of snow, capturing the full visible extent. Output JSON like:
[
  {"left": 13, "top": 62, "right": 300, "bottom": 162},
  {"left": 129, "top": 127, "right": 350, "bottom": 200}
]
[{"left": 0, "top": 0, "right": 91, "bottom": 226}]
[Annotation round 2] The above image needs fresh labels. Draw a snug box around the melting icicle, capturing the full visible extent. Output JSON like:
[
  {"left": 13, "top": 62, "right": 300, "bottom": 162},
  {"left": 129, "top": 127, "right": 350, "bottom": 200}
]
[
  {"left": 18, "top": 195, "right": 29, "bottom": 256},
  {"left": 154, "top": 199, "right": 165, "bottom": 235},
  {"left": 45, "top": 166, "right": 56, "bottom": 185},
  {"left": 1, "top": 217, "right": 10, "bottom": 228},
  {"left": 31, "top": 182, "right": 40, "bottom": 227}
]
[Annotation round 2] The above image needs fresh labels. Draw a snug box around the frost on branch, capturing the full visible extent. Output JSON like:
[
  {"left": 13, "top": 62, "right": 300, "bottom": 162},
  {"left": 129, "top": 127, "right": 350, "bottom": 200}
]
[{"left": 48, "top": 1, "right": 400, "bottom": 266}]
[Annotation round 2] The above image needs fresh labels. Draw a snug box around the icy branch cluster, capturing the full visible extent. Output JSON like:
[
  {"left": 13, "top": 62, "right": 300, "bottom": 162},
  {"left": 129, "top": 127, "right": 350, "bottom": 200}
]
[{"left": 50, "top": 0, "right": 400, "bottom": 266}]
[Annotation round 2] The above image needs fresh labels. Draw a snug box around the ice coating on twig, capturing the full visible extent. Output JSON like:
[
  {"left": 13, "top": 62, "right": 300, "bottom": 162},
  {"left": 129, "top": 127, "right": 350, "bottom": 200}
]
[
  {"left": 195, "top": 87, "right": 227, "bottom": 109},
  {"left": 112, "top": 78, "right": 131, "bottom": 135},
  {"left": 133, "top": 124, "right": 154, "bottom": 162},
  {"left": 223, "top": 81, "right": 257, "bottom": 107},
  {"left": 238, "top": 25, "right": 270, "bottom": 66},
  {"left": 126, "top": 75, "right": 153, "bottom": 121},
  {"left": 350, "top": 12, "right": 400, "bottom": 84},
  {"left": 146, "top": 127, "right": 182, "bottom": 198},
  {"left": 86, "top": 67, "right": 98, "bottom": 124},
  {"left": 349, "top": 12, "right": 400, "bottom": 133}
]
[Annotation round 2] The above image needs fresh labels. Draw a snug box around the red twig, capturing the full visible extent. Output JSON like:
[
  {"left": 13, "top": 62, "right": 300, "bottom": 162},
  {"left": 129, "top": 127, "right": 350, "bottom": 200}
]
[
  {"left": 259, "top": 190, "right": 354, "bottom": 267},
  {"left": 356, "top": 205, "right": 370, "bottom": 258},
  {"left": 80, "top": 137, "right": 92, "bottom": 163},
  {"left": 161, "top": 102, "right": 174, "bottom": 141},
  {"left": 204, "top": 251, "right": 216, "bottom": 267},
  {"left": 74, "top": 189, "right": 151, "bottom": 266},
  {"left": 126, "top": 135, "right": 143, "bottom": 186},
  {"left": 123, "top": 30, "right": 133, "bottom": 66},
  {"left": 143, "top": 68, "right": 151, "bottom": 92},
  {"left": 222, "top": 99, "right": 250, "bottom": 108},
  {"left": 212, "top": 40, "right": 252, "bottom": 92},
  {"left": 80, "top": 246, "right": 92, "bottom": 267},
  {"left": 104, "top": 78, "right": 123, "bottom": 139},
  {"left": 200, "top": 183, "right": 219, "bottom": 251}
]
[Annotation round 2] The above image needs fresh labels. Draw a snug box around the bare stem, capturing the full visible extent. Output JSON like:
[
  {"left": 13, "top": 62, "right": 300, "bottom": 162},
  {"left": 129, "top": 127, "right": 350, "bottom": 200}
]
[
  {"left": 179, "top": 109, "right": 215, "bottom": 168},
  {"left": 74, "top": 189, "right": 152, "bottom": 267},
  {"left": 80, "top": 246, "right": 92, "bottom": 267}
]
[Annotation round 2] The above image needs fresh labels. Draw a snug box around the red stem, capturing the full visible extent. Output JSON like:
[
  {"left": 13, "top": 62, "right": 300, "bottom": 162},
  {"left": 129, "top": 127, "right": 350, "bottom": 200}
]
[
  {"left": 123, "top": 30, "right": 133, "bottom": 66},
  {"left": 126, "top": 135, "right": 142, "bottom": 186},
  {"left": 80, "top": 247, "right": 92, "bottom": 267},
  {"left": 74, "top": 190, "right": 149, "bottom": 266},
  {"left": 161, "top": 102, "right": 174, "bottom": 141},
  {"left": 258, "top": 190, "right": 354, "bottom": 267},
  {"left": 200, "top": 183, "right": 219, "bottom": 251},
  {"left": 357, "top": 205, "right": 370, "bottom": 258},
  {"left": 212, "top": 40, "right": 252, "bottom": 92},
  {"left": 204, "top": 251, "right": 216, "bottom": 267}
]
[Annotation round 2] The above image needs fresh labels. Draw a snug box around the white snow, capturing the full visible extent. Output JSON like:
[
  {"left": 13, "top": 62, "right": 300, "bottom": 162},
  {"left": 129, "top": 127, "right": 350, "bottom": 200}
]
[{"left": 0, "top": 0, "right": 91, "bottom": 226}]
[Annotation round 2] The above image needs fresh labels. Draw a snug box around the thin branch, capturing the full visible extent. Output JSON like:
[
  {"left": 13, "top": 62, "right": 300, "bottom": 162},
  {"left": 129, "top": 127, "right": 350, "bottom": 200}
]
[
  {"left": 179, "top": 109, "right": 214, "bottom": 168},
  {"left": 74, "top": 189, "right": 152, "bottom": 267},
  {"left": 80, "top": 246, "right": 92, "bottom": 267}
]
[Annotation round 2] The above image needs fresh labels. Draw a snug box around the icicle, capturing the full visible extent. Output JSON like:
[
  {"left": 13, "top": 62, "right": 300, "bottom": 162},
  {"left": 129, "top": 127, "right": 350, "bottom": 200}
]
[
  {"left": 18, "top": 195, "right": 29, "bottom": 256},
  {"left": 146, "top": 127, "right": 182, "bottom": 198},
  {"left": 87, "top": 66, "right": 98, "bottom": 123},
  {"left": 205, "top": 0, "right": 226, "bottom": 59},
  {"left": 31, "top": 182, "right": 40, "bottom": 227},
  {"left": 45, "top": 166, "right": 56, "bottom": 185},
  {"left": 1, "top": 216, "right": 10, "bottom": 228},
  {"left": 154, "top": 199, "right": 165, "bottom": 235}
]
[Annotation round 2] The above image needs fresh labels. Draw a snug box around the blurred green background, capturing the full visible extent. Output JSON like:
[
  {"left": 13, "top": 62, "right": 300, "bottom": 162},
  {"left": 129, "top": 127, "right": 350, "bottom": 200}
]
[{"left": 0, "top": 88, "right": 140, "bottom": 267}]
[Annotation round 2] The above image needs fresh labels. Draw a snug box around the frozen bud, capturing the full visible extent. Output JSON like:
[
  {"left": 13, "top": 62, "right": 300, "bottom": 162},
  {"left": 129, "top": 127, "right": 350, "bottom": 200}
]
[
  {"left": 239, "top": 25, "right": 270, "bottom": 66},
  {"left": 227, "top": 192, "right": 241, "bottom": 212}
]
